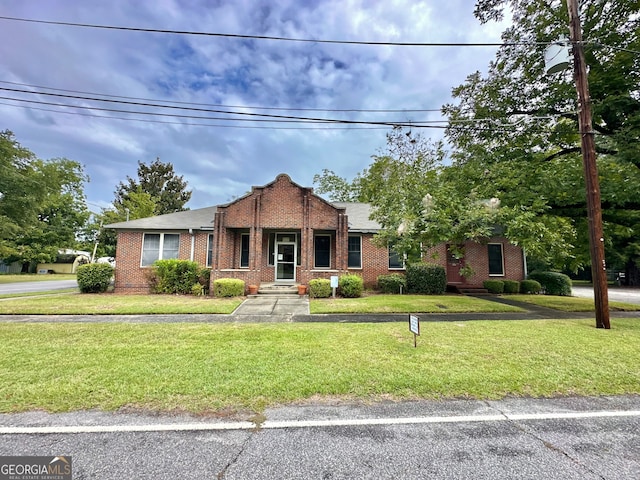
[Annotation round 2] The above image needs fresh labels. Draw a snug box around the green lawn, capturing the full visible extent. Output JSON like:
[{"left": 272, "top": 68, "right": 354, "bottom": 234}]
[
  {"left": 507, "top": 294, "right": 640, "bottom": 312},
  {"left": 0, "top": 274, "right": 77, "bottom": 283},
  {"left": 0, "top": 294, "right": 242, "bottom": 315},
  {"left": 1, "top": 319, "right": 638, "bottom": 414},
  {"left": 310, "top": 294, "right": 524, "bottom": 314}
]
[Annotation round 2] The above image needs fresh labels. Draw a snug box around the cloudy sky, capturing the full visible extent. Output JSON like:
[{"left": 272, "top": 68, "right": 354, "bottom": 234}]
[{"left": 0, "top": 0, "right": 508, "bottom": 212}]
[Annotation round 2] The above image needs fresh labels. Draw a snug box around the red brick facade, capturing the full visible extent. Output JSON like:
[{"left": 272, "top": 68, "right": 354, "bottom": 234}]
[{"left": 111, "top": 174, "right": 525, "bottom": 294}]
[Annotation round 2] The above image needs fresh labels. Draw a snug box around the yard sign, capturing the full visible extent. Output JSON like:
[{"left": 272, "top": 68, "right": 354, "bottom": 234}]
[{"left": 409, "top": 314, "right": 420, "bottom": 348}]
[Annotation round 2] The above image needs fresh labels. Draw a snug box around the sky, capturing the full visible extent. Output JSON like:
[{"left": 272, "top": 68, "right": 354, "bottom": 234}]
[{"left": 0, "top": 0, "right": 509, "bottom": 213}]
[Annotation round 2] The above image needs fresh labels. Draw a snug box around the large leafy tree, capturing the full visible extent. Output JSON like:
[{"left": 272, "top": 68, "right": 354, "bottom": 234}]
[
  {"left": 97, "top": 158, "right": 192, "bottom": 256},
  {"left": 114, "top": 157, "right": 192, "bottom": 216},
  {"left": 0, "top": 130, "right": 89, "bottom": 266},
  {"left": 315, "top": 127, "right": 571, "bottom": 271},
  {"left": 443, "top": 0, "right": 640, "bottom": 281}
]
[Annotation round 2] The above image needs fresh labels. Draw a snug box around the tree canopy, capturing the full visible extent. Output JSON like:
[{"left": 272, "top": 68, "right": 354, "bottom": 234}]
[
  {"left": 0, "top": 130, "right": 89, "bottom": 265},
  {"left": 114, "top": 157, "right": 192, "bottom": 216},
  {"left": 442, "top": 0, "right": 640, "bottom": 281}
]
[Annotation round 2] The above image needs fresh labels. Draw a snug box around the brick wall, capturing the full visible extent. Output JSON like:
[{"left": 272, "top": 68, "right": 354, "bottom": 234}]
[{"left": 113, "top": 231, "right": 212, "bottom": 294}]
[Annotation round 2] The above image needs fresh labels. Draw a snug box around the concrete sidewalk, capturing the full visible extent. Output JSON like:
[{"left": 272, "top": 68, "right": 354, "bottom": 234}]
[{"left": 1, "top": 294, "right": 639, "bottom": 323}]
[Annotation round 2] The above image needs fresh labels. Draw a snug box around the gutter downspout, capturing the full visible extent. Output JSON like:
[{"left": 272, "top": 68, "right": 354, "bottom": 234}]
[{"left": 189, "top": 228, "right": 195, "bottom": 261}]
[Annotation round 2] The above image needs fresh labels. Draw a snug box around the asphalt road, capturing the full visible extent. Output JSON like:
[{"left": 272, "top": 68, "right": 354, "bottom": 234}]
[
  {"left": 1, "top": 396, "right": 638, "bottom": 479},
  {"left": 572, "top": 285, "right": 640, "bottom": 305},
  {"left": 0, "top": 279, "right": 78, "bottom": 294}
]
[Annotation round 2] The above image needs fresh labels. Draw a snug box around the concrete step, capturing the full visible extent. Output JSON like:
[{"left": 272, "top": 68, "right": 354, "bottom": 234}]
[
  {"left": 258, "top": 284, "right": 300, "bottom": 295},
  {"left": 457, "top": 288, "right": 491, "bottom": 296}
]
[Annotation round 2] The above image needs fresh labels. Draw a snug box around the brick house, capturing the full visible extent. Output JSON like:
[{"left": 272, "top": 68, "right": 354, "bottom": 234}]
[{"left": 106, "top": 174, "right": 525, "bottom": 294}]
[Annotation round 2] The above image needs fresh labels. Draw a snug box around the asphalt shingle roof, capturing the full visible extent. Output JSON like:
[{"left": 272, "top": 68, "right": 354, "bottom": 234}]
[{"left": 105, "top": 201, "right": 381, "bottom": 232}]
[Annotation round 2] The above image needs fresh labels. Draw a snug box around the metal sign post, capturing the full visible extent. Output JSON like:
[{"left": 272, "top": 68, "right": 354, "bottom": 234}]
[
  {"left": 409, "top": 314, "right": 420, "bottom": 348},
  {"left": 330, "top": 275, "right": 339, "bottom": 298}
]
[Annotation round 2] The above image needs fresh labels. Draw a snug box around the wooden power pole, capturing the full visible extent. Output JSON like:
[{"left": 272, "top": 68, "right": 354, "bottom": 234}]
[{"left": 566, "top": 0, "right": 610, "bottom": 329}]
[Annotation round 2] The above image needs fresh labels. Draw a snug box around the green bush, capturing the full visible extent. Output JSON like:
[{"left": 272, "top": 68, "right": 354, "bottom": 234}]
[
  {"left": 213, "top": 278, "right": 245, "bottom": 297},
  {"left": 152, "top": 259, "right": 200, "bottom": 294},
  {"left": 483, "top": 280, "right": 505, "bottom": 294},
  {"left": 520, "top": 279, "right": 542, "bottom": 294},
  {"left": 309, "top": 278, "right": 332, "bottom": 298},
  {"left": 197, "top": 268, "right": 211, "bottom": 295},
  {"left": 377, "top": 273, "right": 407, "bottom": 294},
  {"left": 339, "top": 274, "right": 364, "bottom": 298},
  {"left": 76, "top": 263, "right": 114, "bottom": 293},
  {"left": 528, "top": 271, "right": 572, "bottom": 296},
  {"left": 503, "top": 280, "right": 520, "bottom": 294},
  {"left": 406, "top": 263, "right": 446, "bottom": 294}
]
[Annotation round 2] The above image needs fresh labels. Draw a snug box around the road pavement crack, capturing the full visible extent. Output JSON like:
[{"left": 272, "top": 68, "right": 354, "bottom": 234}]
[
  {"left": 484, "top": 401, "right": 607, "bottom": 480},
  {"left": 216, "top": 414, "right": 265, "bottom": 479}
]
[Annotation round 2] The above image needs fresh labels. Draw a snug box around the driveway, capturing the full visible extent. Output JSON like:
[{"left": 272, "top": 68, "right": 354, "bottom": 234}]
[
  {"left": 0, "top": 279, "right": 78, "bottom": 295},
  {"left": 572, "top": 285, "right": 640, "bottom": 305}
]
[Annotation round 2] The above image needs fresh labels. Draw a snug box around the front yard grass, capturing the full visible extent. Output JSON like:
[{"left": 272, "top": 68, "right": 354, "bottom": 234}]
[
  {"left": 310, "top": 294, "right": 524, "bottom": 314},
  {"left": 0, "top": 293, "right": 242, "bottom": 315},
  {"left": 507, "top": 294, "right": 640, "bottom": 312},
  {"left": 1, "top": 319, "right": 638, "bottom": 414}
]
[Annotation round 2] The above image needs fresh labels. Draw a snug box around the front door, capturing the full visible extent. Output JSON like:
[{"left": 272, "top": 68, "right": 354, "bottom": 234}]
[
  {"left": 446, "top": 244, "right": 465, "bottom": 284},
  {"left": 275, "top": 242, "right": 296, "bottom": 282}
]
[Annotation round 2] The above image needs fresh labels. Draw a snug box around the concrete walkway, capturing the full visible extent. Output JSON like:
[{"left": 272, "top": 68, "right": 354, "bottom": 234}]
[{"left": 232, "top": 295, "right": 310, "bottom": 322}]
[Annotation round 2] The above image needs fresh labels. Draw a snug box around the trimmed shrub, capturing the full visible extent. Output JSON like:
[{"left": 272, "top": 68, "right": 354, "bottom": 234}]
[
  {"left": 527, "top": 271, "right": 572, "bottom": 296},
  {"left": 406, "top": 263, "right": 446, "bottom": 294},
  {"left": 197, "top": 268, "right": 211, "bottom": 295},
  {"left": 309, "top": 278, "right": 332, "bottom": 298},
  {"left": 76, "top": 263, "right": 113, "bottom": 293},
  {"left": 213, "top": 278, "right": 245, "bottom": 297},
  {"left": 520, "top": 279, "right": 542, "bottom": 294},
  {"left": 503, "top": 280, "right": 520, "bottom": 294},
  {"left": 339, "top": 274, "right": 364, "bottom": 298},
  {"left": 152, "top": 259, "right": 200, "bottom": 294},
  {"left": 483, "top": 280, "right": 505, "bottom": 294},
  {"left": 377, "top": 273, "right": 407, "bottom": 294}
]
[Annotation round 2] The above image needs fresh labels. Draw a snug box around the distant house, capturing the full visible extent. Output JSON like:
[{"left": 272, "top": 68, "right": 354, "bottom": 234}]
[
  {"left": 36, "top": 250, "right": 91, "bottom": 274},
  {"left": 105, "top": 174, "right": 525, "bottom": 294}
]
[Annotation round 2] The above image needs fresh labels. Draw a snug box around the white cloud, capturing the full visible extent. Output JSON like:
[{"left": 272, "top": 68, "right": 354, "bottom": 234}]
[{"left": 0, "top": 0, "right": 508, "bottom": 209}]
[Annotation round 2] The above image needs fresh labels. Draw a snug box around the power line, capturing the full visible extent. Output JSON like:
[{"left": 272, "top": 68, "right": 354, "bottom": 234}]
[
  {"left": 0, "top": 97, "right": 551, "bottom": 134},
  {"left": 0, "top": 86, "right": 443, "bottom": 124},
  {"left": 0, "top": 101, "right": 391, "bottom": 130},
  {"left": 0, "top": 15, "right": 551, "bottom": 47},
  {"left": 0, "top": 80, "right": 443, "bottom": 113}
]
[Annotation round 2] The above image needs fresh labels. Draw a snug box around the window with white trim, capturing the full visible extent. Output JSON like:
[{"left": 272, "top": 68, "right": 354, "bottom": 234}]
[
  {"left": 348, "top": 235, "right": 362, "bottom": 269},
  {"left": 207, "top": 234, "right": 214, "bottom": 267},
  {"left": 488, "top": 243, "right": 504, "bottom": 276},
  {"left": 240, "top": 233, "right": 250, "bottom": 268},
  {"left": 388, "top": 246, "right": 404, "bottom": 269},
  {"left": 141, "top": 233, "right": 180, "bottom": 267},
  {"left": 314, "top": 234, "right": 331, "bottom": 268}
]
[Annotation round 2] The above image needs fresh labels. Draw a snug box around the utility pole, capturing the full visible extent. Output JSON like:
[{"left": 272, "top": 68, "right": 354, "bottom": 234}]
[{"left": 566, "top": 0, "right": 610, "bottom": 329}]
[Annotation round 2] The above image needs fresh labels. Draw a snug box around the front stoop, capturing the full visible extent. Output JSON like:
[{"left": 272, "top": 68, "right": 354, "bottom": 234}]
[
  {"left": 256, "top": 283, "right": 300, "bottom": 295},
  {"left": 456, "top": 287, "right": 491, "bottom": 296}
]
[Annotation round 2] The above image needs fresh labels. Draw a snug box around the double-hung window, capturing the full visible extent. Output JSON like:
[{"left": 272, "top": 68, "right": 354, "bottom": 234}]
[
  {"left": 348, "top": 236, "right": 362, "bottom": 269},
  {"left": 240, "top": 233, "right": 250, "bottom": 268},
  {"left": 314, "top": 235, "right": 331, "bottom": 268},
  {"left": 488, "top": 243, "right": 505, "bottom": 276},
  {"left": 141, "top": 233, "right": 180, "bottom": 267},
  {"left": 388, "top": 246, "right": 404, "bottom": 269},
  {"left": 207, "top": 234, "right": 214, "bottom": 267}
]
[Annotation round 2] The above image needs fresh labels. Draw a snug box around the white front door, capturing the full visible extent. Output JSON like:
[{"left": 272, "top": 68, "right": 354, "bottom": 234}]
[{"left": 275, "top": 242, "right": 296, "bottom": 282}]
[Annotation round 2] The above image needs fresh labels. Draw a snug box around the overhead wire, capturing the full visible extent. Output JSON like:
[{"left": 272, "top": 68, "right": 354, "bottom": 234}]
[{"left": 0, "top": 16, "right": 553, "bottom": 47}]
